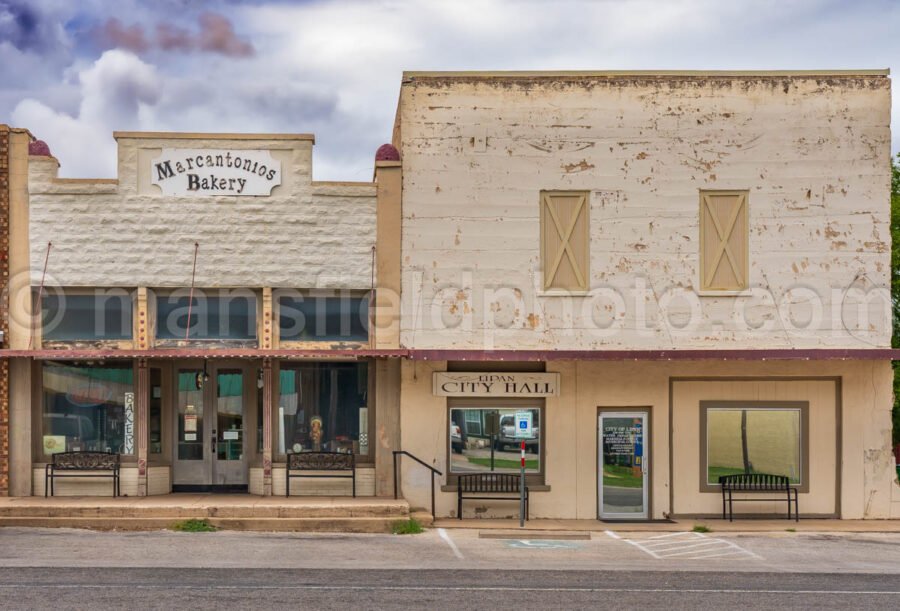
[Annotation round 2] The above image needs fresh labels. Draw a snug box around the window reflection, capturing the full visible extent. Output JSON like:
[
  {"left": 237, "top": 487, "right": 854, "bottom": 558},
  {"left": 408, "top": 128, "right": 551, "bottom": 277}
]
[
  {"left": 449, "top": 408, "right": 540, "bottom": 474},
  {"left": 706, "top": 408, "right": 802, "bottom": 485},
  {"left": 41, "top": 362, "right": 135, "bottom": 456}
]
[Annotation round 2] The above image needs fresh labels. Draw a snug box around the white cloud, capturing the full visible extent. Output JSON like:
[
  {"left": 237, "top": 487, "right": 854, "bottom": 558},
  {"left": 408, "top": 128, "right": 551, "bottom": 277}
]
[{"left": 4, "top": 0, "right": 900, "bottom": 179}]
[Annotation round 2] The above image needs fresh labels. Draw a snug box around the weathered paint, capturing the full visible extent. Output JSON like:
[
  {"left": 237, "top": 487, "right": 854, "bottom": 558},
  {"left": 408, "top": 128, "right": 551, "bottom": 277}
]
[{"left": 398, "top": 74, "right": 892, "bottom": 350}]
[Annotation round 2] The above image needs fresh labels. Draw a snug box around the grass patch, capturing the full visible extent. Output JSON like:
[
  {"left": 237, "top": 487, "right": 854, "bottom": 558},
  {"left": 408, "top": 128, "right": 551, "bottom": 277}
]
[
  {"left": 391, "top": 518, "right": 424, "bottom": 535},
  {"left": 785, "top": 528, "right": 796, "bottom": 533},
  {"left": 465, "top": 457, "right": 539, "bottom": 470},
  {"left": 691, "top": 524, "right": 711, "bottom": 533},
  {"left": 171, "top": 518, "right": 218, "bottom": 532}
]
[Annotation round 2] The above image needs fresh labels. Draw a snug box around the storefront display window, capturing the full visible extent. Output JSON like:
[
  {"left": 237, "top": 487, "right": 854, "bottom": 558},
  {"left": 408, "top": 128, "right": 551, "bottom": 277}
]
[
  {"left": 156, "top": 290, "right": 257, "bottom": 340},
  {"left": 277, "top": 293, "right": 368, "bottom": 342},
  {"left": 41, "top": 362, "right": 135, "bottom": 457},
  {"left": 277, "top": 362, "right": 368, "bottom": 456},
  {"left": 449, "top": 407, "right": 541, "bottom": 474},
  {"left": 41, "top": 290, "right": 133, "bottom": 341},
  {"left": 705, "top": 405, "right": 803, "bottom": 485}
]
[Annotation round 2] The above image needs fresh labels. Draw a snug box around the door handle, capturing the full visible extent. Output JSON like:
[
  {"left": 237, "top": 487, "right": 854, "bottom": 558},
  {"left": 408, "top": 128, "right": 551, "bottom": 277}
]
[{"left": 211, "top": 429, "right": 217, "bottom": 451}]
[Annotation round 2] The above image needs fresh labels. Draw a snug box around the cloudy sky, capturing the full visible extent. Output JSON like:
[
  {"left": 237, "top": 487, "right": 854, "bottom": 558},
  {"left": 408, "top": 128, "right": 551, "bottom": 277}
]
[{"left": 1, "top": 0, "right": 898, "bottom": 181}]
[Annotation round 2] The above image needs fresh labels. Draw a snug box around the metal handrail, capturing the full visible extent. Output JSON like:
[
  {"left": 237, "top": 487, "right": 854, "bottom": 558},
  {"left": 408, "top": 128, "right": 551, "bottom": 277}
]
[{"left": 392, "top": 450, "right": 443, "bottom": 518}]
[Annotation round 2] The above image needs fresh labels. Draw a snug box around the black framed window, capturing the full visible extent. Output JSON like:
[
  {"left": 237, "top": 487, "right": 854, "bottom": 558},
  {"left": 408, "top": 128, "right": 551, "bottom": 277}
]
[
  {"left": 41, "top": 289, "right": 133, "bottom": 341},
  {"left": 277, "top": 292, "right": 368, "bottom": 342},
  {"left": 155, "top": 290, "right": 257, "bottom": 340}
]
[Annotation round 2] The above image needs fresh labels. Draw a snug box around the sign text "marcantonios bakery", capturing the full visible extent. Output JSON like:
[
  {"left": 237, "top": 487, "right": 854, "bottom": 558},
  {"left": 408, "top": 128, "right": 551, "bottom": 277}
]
[
  {"left": 151, "top": 148, "right": 282, "bottom": 196},
  {"left": 433, "top": 372, "right": 560, "bottom": 397}
]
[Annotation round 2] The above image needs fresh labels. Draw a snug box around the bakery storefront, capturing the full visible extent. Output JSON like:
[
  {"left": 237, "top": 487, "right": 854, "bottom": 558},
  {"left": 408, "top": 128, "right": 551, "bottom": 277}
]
[
  {"left": 30, "top": 287, "right": 378, "bottom": 496},
  {"left": 7, "top": 130, "right": 389, "bottom": 498}
]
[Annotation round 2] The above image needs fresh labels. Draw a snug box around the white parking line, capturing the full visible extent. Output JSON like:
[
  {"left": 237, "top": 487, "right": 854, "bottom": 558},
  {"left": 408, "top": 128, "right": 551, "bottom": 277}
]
[
  {"left": 618, "top": 532, "right": 759, "bottom": 561},
  {"left": 437, "top": 528, "right": 465, "bottom": 560}
]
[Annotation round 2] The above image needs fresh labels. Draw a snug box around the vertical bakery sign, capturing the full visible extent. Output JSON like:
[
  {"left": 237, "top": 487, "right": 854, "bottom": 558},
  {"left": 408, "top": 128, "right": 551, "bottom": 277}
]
[
  {"left": 151, "top": 148, "right": 283, "bottom": 196},
  {"left": 123, "top": 392, "right": 135, "bottom": 454}
]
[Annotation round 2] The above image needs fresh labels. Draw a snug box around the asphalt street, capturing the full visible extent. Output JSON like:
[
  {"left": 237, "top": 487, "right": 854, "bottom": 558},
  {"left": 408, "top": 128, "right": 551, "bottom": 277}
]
[
  {"left": 0, "top": 567, "right": 897, "bottom": 610},
  {"left": 1, "top": 527, "right": 900, "bottom": 609}
]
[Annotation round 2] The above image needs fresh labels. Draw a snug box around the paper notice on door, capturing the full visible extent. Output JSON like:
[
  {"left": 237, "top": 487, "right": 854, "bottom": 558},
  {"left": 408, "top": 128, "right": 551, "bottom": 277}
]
[
  {"left": 184, "top": 413, "right": 197, "bottom": 433},
  {"left": 223, "top": 430, "right": 239, "bottom": 440},
  {"left": 184, "top": 433, "right": 197, "bottom": 441}
]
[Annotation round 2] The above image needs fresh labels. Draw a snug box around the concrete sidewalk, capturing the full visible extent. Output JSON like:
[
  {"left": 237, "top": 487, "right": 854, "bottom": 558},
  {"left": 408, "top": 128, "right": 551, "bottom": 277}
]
[{"left": 434, "top": 517, "right": 900, "bottom": 533}]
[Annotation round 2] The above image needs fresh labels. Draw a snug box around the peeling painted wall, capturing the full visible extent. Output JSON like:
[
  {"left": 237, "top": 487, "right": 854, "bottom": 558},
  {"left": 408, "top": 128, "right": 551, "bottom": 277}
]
[
  {"left": 398, "top": 75, "right": 892, "bottom": 349},
  {"left": 28, "top": 135, "right": 376, "bottom": 289}
]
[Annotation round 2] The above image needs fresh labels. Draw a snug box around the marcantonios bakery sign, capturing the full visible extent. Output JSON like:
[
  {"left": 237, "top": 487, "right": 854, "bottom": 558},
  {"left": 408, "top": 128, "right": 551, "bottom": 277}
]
[
  {"left": 151, "top": 149, "right": 282, "bottom": 196},
  {"left": 433, "top": 372, "right": 560, "bottom": 397}
]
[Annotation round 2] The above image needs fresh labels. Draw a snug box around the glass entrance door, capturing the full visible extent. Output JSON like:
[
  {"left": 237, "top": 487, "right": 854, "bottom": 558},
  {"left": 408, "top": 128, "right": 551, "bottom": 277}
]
[
  {"left": 598, "top": 412, "right": 648, "bottom": 519},
  {"left": 172, "top": 363, "right": 251, "bottom": 490}
]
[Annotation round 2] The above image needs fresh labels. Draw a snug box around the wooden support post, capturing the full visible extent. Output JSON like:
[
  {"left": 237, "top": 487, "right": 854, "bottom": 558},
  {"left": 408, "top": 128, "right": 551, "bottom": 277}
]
[
  {"left": 136, "top": 358, "right": 149, "bottom": 496},
  {"left": 262, "top": 357, "right": 273, "bottom": 496}
]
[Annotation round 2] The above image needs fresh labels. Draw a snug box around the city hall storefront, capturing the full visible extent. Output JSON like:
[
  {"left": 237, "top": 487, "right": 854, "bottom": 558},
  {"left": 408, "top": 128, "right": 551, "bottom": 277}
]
[{"left": 398, "top": 356, "right": 890, "bottom": 520}]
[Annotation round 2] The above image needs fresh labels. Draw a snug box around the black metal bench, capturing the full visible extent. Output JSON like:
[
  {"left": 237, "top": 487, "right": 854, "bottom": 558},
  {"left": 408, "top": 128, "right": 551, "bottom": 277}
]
[
  {"left": 719, "top": 473, "right": 798, "bottom": 522},
  {"left": 457, "top": 473, "right": 528, "bottom": 520},
  {"left": 44, "top": 451, "right": 120, "bottom": 497},
  {"left": 286, "top": 451, "right": 355, "bottom": 497}
]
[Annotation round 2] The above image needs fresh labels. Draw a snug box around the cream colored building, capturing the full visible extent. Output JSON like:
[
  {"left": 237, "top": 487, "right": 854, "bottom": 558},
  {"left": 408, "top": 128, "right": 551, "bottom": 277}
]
[
  {"left": 393, "top": 71, "right": 900, "bottom": 520},
  {"left": 1, "top": 70, "right": 898, "bottom": 522}
]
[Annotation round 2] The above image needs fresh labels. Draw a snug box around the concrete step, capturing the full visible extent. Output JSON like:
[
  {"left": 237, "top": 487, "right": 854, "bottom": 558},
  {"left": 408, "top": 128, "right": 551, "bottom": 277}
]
[
  {"left": 0, "top": 504, "right": 409, "bottom": 519},
  {"left": 410, "top": 510, "right": 435, "bottom": 527},
  {"left": 0, "top": 495, "right": 412, "bottom": 531},
  {"left": 0, "top": 516, "right": 409, "bottom": 533}
]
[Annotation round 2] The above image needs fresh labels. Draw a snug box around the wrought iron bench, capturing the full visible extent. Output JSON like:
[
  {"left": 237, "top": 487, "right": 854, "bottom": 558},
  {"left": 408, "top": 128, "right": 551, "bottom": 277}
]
[
  {"left": 719, "top": 473, "right": 798, "bottom": 522},
  {"left": 44, "top": 451, "right": 120, "bottom": 497},
  {"left": 457, "top": 473, "right": 528, "bottom": 520},
  {"left": 286, "top": 451, "right": 355, "bottom": 497}
]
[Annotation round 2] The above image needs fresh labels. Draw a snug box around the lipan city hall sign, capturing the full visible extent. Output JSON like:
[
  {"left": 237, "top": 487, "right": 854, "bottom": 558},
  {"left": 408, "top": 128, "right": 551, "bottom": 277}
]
[
  {"left": 433, "top": 372, "right": 560, "bottom": 397},
  {"left": 152, "top": 148, "right": 282, "bottom": 196}
]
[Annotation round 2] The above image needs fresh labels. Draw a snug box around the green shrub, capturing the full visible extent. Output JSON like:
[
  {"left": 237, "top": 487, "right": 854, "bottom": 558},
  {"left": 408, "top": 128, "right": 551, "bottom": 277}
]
[{"left": 691, "top": 524, "right": 711, "bottom": 533}]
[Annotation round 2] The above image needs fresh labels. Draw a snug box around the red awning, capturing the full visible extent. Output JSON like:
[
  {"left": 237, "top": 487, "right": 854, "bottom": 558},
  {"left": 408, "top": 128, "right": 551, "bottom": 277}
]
[{"left": 0, "top": 348, "right": 897, "bottom": 361}]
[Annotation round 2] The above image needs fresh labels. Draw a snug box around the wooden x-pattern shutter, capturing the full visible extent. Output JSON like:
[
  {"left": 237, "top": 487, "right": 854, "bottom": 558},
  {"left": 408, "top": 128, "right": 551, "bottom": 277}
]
[
  {"left": 540, "top": 191, "right": 589, "bottom": 291},
  {"left": 699, "top": 190, "right": 749, "bottom": 291}
]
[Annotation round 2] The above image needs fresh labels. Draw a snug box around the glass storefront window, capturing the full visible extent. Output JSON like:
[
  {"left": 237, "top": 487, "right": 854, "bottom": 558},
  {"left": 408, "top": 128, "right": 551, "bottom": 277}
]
[
  {"left": 449, "top": 407, "right": 541, "bottom": 474},
  {"left": 706, "top": 407, "right": 802, "bottom": 485},
  {"left": 277, "top": 362, "right": 368, "bottom": 455},
  {"left": 277, "top": 292, "right": 368, "bottom": 342},
  {"left": 41, "top": 362, "right": 135, "bottom": 456},
  {"left": 41, "top": 290, "right": 133, "bottom": 341},
  {"left": 156, "top": 290, "right": 257, "bottom": 340}
]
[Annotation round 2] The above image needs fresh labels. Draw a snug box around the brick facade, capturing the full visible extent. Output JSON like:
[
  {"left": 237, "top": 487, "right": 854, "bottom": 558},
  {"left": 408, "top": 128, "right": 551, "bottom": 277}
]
[{"left": 0, "top": 127, "right": 10, "bottom": 495}]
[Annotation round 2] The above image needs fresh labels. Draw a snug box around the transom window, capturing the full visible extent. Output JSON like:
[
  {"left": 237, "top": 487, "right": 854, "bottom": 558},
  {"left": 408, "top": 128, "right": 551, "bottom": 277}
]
[
  {"left": 40, "top": 289, "right": 133, "bottom": 341},
  {"left": 155, "top": 289, "right": 257, "bottom": 340},
  {"left": 277, "top": 291, "right": 369, "bottom": 342}
]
